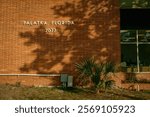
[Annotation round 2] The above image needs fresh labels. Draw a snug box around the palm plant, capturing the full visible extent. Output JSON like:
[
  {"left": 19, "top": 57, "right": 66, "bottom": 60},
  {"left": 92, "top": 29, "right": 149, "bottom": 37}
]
[
  {"left": 75, "top": 58, "right": 116, "bottom": 92},
  {"left": 99, "top": 62, "right": 116, "bottom": 89},
  {"left": 75, "top": 58, "right": 102, "bottom": 87}
]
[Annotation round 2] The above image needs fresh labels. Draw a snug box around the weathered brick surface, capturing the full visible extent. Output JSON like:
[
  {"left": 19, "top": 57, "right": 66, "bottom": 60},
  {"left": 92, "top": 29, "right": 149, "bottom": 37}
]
[
  {"left": 112, "top": 72, "right": 150, "bottom": 90},
  {"left": 5, "top": 0, "right": 149, "bottom": 88},
  {"left": 121, "top": 84, "right": 150, "bottom": 91},
  {"left": 0, "top": 0, "right": 150, "bottom": 90},
  {"left": 0, "top": 76, "right": 61, "bottom": 86},
  {"left": 0, "top": 0, "right": 120, "bottom": 75}
]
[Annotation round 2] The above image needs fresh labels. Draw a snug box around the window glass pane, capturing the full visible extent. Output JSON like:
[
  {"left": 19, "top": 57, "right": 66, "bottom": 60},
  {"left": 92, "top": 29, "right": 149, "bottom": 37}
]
[
  {"left": 121, "top": 30, "right": 136, "bottom": 42},
  {"left": 121, "top": 44, "right": 138, "bottom": 72},
  {"left": 138, "top": 30, "right": 150, "bottom": 42},
  {"left": 139, "top": 44, "right": 150, "bottom": 72}
]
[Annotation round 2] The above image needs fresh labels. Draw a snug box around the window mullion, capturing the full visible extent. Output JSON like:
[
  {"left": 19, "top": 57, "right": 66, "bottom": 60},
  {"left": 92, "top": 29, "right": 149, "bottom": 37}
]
[{"left": 136, "top": 30, "right": 140, "bottom": 72}]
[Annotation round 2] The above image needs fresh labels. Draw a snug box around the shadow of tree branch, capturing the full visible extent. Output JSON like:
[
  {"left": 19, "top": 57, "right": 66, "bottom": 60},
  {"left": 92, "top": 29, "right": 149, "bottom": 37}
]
[{"left": 19, "top": 0, "right": 120, "bottom": 79}]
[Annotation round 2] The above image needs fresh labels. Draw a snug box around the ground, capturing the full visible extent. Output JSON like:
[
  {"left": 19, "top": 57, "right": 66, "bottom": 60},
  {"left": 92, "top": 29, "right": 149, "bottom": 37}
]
[{"left": 0, "top": 84, "right": 150, "bottom": 100}]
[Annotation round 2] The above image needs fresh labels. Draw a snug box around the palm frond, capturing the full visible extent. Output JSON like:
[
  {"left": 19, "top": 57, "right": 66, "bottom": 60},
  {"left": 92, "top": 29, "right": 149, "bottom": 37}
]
[
  {"left": 75, "top": 58, "right": 116, "bottom": 90},
  {"left": 103, "top": 62, "right": 115, "bottom": 76}
]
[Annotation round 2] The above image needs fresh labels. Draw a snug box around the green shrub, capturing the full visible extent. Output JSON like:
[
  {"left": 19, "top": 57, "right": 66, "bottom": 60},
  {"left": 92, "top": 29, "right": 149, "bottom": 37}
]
[{"left": 75, "top": 58, "right": 116, "bottom": 92}]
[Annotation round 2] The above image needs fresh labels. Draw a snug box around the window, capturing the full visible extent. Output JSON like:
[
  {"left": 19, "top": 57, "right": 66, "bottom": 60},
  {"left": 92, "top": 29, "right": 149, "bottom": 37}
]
[
  {"left": 120, "top": 0, "right": 150, "bottom": 72},
  {"left": 121, "top": 30, "right": 150, "bottom": 72}
]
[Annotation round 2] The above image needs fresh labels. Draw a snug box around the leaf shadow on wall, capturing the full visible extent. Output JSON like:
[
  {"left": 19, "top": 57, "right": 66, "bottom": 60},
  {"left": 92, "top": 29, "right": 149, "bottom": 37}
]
[{"left": 19, "top": 0, "right": 120, "bottom": 77}]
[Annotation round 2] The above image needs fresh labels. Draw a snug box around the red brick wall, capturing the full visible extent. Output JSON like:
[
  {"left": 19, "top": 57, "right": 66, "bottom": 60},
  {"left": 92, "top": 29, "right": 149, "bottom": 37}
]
[
  {"left": 112, "top": 72, "right": 150, "bottom": 90},
  {"left": 0, "top": 76, "right": 61, "bottom": 87},
  {"left": 0, "top": 0, "right": 120, "bottom": 85}
]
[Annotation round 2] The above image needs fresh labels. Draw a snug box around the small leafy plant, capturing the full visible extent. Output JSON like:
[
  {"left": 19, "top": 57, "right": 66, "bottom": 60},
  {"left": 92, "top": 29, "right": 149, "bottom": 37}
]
[{"left": 75, "top": 58, "right": 116, "bottom": 93}]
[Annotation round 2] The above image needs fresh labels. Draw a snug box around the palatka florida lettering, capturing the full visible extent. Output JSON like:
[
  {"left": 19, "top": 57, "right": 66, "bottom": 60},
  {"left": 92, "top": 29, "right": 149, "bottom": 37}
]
[
  {"left": 23, "top": 20, "right": 74, "bottom": 26},
  {"left": 15, "top": 105, "right": 70, "bottom": 113}
]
